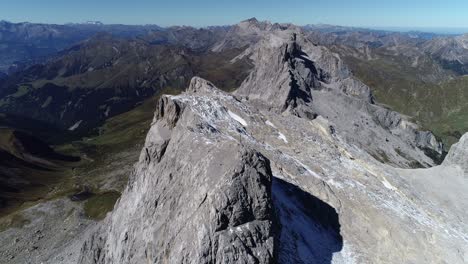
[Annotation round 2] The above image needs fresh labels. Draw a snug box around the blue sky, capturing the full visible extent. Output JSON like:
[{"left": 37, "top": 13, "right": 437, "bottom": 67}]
[{"left": 1, "top": 0, "right": 468, "bottom": 29}]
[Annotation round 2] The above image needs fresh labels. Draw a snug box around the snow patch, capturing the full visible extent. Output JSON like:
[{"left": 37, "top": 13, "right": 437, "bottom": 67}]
[
  {"left": 278, "top": 132, "right": 288, "bottom": 143},
  {"left": 381, "top": 178, "right": 397, "bottom": 191},
  {"left": 265, "top": 120, "right": 276, "bottom": 128},
  {"left": 68, "top": 120, "right": 83, "bottom": 131},
  {"left": 228, "top": 110, "right": 247, "bottom": 126},
  {"left": 104, "top": 106, "right": 111, "bottom": 117},
  {"left": 327, "top": 178, "right": 344, "bottom": 189}
]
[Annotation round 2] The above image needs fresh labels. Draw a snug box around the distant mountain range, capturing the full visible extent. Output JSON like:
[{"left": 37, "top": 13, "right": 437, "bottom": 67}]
[
  {"left": 0, "top": 18, "right": 467, "bottom": 264},
  {"left": 300, "top": 25, "right": 468, "bottom": 146},
  {"left": 2, "top": 19, "right": 467, "bottom": 145},
  {"left": 0, "top": 20, "right": 164, "bottom": 73},
  {"left": 0, "top": 33, "right": 251, "bottom": 134},
  {"left": 2, "top": 20, "right": 466, "bottom": 73}
]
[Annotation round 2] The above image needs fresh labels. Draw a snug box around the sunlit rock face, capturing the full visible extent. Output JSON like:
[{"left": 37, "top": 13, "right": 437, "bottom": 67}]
[
  {"left": 78, "top": 78, "right": 277, "bottom": 264},
  {"left": 77, "top": 21, "right": 466, "bottom": 264}
]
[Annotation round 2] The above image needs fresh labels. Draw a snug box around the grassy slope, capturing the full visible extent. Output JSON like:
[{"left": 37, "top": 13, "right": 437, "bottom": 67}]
[
  {"left": 343, "top": 53, "right": 468, "bottom": 147},
  {"left": 83, "top": 191, "right": 121, "bottom": 220},
  {"left": 50, "top": 96, "right": 158, "bottom": 219},
  {"left": 0, "top": 128, "right": 77, "bottom": 217},
  {"left": 0, "top": 92, "right": 160, "bottom": 221},
  {"left": 0, "top": 45, "right": 248, "bottom": 221},
  {"left": 26, "top": 83, "right": 204, "bottom": 221},
  {"left": 48, "top": 88, "right": 180, "bottom": 220}
]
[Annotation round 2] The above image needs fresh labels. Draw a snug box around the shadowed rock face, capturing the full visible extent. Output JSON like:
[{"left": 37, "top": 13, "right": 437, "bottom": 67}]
[
  {"left": 66, "top": 20, "right": 468, "bottom": 264},
  {"left": 71, "top": 70, "right": 468, "bottom": 264},
  {"left": 76, "top": 77, "right": 350, "bottom": 264},
  {"left": 74, "top": 74, "right": 468, "bottom": 264},
  {"left": 78, "top": 80, "right": 278, "bottom": 264},
  {"left": 273, "top": 178, "right": 343, "bottom": 264}
]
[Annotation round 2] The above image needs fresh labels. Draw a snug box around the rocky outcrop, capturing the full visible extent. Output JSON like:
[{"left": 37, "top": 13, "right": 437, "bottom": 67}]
[
  {"left": 234, "top": 33, "right": 317, "bottom": 118},
  {"left": 78, "top": 78, "right": 277, "bottom": 264},
  {"left": 66, "top": 72, "right": 468, "bottom": 264},
  {"left": 370, "top": 107, "right": 444, "bottom": 155},
  {"left": 234, "top": 23, "right": 442, "bottom": 167},
  {"left": 443, "top": 132, "right": 468, "bottom": 172},
  {"left": 211, "top": 18, "right": 274, "bottom": 52},
  {"left": 234, "top": 25, "right": 374, "bottom": 110},
  {"left": 3, "top": 19, "right": 468, "bottom": 264},
  {"left": 423, "top": 34, "right": 468, "bottom": 74}
]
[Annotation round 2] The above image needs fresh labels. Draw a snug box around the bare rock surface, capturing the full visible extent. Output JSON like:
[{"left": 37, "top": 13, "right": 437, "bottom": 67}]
[
  {"left": 0, "top": 199, "right": 92, "bottom": 264},
  {"left": 443, "top": 132, "right": 468, "bottom": 173},
  {"left": 2, "top": 19, "right": 466, "bottom": 264},
  {"left": 77, "top": 23, "right": 466, "bottom": 264},
  {"left": 233, "top": 22, "right": 443, "bottom": 167},
  {"left": 78, "top": 74, "right": 467, "bottom": 263},
  {"left": 423, "top": 34, "right": 468, "bottom": 74},
  {"left": 77, "top": 78, "right": 277, "bottom": 264}
]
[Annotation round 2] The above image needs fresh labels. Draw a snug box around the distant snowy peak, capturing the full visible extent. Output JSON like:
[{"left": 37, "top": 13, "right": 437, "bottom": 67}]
[{"left": 84, "top": 21, "right": 103, "bottom": 25}]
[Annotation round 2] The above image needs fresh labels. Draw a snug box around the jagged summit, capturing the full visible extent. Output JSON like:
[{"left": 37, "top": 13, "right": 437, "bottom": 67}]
[
  {"left": 234, "top": 32, "right": 316, "bottom": 116},
  {"left": 187, "top": 76, "right": 220, "bottom": 94},
  {"left": 210, "top": 17, "right": 296, "bottom": 52},
  {"left": 238, "top": 17, "right": 271, "bottom": 30},
  {"left": 75, "top": 76, "right": 468, "bottom": 263},
  {"left": 78, "top": 78, "right": 277, "bottom": 263},
  {"left": 233, "top": 26, "right": 442, "bottom": 165},
  {"left": 3, "top": 18, "right": 467, "bottom": 264},
  {"left": 241, "top": 17, "right": 259, "bottom": 23}
]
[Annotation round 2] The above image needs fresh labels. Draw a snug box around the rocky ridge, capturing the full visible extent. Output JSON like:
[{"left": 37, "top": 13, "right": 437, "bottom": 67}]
[
  {"left": 78, "top": 77, "right": 277, "bottom": 263},
  {"left": 443, "top": 132, "right": 468, "bottom": 173},
  {"left": 76, "top": 72, "right": 468, "bottom": 263},
  {"left": 233, "top": 22, "right": 442, "bottom": 167},
  {"left": 75, "top": 21, "right": 467, "bottom": 264},
  {"left": 423, "top": 34, "right": 468, "bottom": 74},
  {"left": 1, "top": 19, "right": 467, "bottom": 264}
]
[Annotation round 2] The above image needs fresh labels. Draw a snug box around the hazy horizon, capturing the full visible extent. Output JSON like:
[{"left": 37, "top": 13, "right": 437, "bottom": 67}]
[
  {"left": 2, "top": 18, "right": 468, "bottom": 35},
  {"left": 2, "top": 0, "right": 468, "bottom": 31}
]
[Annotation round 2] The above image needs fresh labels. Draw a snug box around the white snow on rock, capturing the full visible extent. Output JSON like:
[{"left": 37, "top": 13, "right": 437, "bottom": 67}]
[
  {"left": 228, "top": 110, "right": 248, "bottom": 126},
  {"left": 104, "top": 106, "right": 111, "bottom": 117},
  {"left": 381, "top": 177, "right": 397, "bottom": 191},
  {"left": 278, "top": 132, "right": 288, "bottom": 143},
  {"left": 265, "top": 120, "right": 276, "bottom": 128},
  {"left": 68, "top": 120, "right": 83, "bottom": 131}
]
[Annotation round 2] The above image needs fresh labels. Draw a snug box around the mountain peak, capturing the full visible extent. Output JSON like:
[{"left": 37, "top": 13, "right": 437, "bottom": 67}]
[
  {"left": 237, "top": 17, "right": 271, "bottom": 30},
  {"left": 187, "top": 76, "right": 218, "bottom": 94},
  {"left": 243, "top": 17, "right": 259, "bottom": 23}
]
